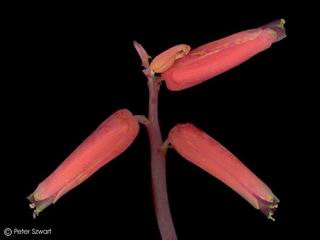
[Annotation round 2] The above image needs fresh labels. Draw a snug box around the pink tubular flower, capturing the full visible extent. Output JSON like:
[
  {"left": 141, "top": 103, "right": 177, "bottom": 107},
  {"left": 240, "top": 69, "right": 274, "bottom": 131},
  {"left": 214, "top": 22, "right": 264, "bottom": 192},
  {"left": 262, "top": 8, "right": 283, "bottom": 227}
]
[
  {"left": 162, "top": 19, "right": 286, "bottom": 91},
  {"left": 168, "top": 123, "right": 279, "bottom": 220},
  {"left": 28, "top": 109, "right": 140, "bottom": 218}
]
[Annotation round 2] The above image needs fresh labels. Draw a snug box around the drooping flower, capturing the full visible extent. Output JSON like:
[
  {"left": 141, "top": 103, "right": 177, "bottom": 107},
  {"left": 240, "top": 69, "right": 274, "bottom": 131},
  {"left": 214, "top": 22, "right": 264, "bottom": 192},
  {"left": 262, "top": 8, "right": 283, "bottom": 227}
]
[
  {"left": 28, "top": 109, "right": 140, "bottom": 218},
  {"left": 168, "top": 123, "right": 279, "bottom": 220},
  {"left": 162, "top": 19, "right": 286, "bottom": 91}
]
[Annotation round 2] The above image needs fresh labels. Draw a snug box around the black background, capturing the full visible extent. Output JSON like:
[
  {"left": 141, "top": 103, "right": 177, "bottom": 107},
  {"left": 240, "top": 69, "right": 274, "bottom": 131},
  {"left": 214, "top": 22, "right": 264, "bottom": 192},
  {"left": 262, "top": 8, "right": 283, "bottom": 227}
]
[{"left": 1, "top": 2, "right": 313, "bottom": 239}]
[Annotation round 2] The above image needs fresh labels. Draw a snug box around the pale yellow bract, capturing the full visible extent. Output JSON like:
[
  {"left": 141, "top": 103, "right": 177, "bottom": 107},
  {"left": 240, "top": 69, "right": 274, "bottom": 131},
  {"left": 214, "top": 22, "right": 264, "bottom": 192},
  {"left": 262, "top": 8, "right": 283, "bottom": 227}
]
[{"left": 150, "top": 44, "right": 191, "bottom": 73}]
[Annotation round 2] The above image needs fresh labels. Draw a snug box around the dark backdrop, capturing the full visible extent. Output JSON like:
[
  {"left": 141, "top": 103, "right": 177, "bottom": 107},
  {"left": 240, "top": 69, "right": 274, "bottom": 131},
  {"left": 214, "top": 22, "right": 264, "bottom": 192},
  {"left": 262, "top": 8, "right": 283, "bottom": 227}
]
[{"left": 2, "top": 2, "right": 311, "bottom": 239}]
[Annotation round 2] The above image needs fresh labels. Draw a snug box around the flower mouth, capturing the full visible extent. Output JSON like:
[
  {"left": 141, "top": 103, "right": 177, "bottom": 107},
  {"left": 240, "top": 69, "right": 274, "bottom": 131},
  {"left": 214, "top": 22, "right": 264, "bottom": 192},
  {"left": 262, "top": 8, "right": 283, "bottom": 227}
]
[
  {"left": 262, "top": 19, "right": 286, "bottom": 42},
  {"left": 27, "top": 193, "right": 54, "bottom": 219},
  {"left": 256, "top": 194, "right": 280, "bottom": 221}
]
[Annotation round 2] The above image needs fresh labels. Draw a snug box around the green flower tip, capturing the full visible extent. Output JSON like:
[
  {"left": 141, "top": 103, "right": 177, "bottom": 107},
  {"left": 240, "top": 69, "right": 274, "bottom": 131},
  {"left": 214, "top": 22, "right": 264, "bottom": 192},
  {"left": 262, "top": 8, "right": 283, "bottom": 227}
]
[
  {"left": 262, "top": 18, "right": 287, "bottom": 42},
  {"left": 27, "top": 193, "right": 54, "bottom": 219},
  {"left": 257, "top": 194, "right": 280, "bottom": 221}
]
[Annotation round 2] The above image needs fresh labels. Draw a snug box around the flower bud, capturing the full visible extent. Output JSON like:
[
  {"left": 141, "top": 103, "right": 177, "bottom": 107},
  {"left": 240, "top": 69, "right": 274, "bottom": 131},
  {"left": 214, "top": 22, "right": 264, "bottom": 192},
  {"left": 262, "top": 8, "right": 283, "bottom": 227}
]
[{"left": 150, "top": 44, "right": 191, "bottom": 73}]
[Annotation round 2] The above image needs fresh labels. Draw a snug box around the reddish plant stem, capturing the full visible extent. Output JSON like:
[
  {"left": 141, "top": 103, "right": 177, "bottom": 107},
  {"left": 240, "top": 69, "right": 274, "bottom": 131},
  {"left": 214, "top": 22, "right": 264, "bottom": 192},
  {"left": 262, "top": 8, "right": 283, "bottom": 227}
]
[{"left": 144, "top": 75, "right": 177, "bottom": 240}]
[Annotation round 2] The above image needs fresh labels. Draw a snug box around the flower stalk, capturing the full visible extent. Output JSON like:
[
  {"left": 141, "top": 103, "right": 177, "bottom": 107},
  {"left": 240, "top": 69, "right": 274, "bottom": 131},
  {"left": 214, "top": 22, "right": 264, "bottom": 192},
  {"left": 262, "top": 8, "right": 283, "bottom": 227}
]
[{"left": 134, "top": 41, "right": 177, "bottom": 239}]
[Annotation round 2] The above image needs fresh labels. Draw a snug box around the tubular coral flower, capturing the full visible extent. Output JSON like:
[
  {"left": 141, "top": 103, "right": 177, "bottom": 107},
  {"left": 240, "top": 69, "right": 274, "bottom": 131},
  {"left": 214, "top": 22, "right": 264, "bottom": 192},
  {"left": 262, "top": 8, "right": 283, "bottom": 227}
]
[
  {"left": 28, "top": 109, "right": 140, "bottom": 218},
  {"left": 162, "top": 19, "right": 286, "bottom": 91},
  {"left": 168, "top": 123, "right": 279, "bottom": 220}
]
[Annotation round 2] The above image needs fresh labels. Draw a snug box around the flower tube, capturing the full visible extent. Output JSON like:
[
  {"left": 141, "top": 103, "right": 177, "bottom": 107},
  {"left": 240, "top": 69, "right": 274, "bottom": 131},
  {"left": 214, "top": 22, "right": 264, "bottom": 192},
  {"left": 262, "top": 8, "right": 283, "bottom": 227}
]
[
  {"left": 168, "top": 123, "right": 279, "bottom": 220},
  {"left": 162, "top": 19, "right": 286, "bottom": 91},
  {"left": 28, "top": 109, "right": 140, "bottom": 218}
]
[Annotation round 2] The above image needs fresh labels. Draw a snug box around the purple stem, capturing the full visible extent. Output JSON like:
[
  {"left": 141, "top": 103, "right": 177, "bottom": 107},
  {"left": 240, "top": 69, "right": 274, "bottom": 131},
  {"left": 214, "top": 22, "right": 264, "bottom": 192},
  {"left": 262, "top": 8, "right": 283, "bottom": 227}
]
[{"left": 144, "top": 75, "right": 177, "bottom": 240}]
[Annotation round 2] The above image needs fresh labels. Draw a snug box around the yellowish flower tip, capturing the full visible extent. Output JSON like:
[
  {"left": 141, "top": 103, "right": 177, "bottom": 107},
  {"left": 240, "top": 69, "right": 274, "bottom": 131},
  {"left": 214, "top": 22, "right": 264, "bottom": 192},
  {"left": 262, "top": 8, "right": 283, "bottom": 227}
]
[
  {"left": 27, "top": 193, "right": 54, "bottom": 219},
  {"left": 277, "top": 19, "right": 287, "bottom": 41},
  {"left": 279, "top": 19, "right": 286, "bottom": 29},
  {"left": 268, "top": 214, "right": 276, "bottom": 221},
  {"left": 267, "top": 201, "right": 278, "bottom": 221},
  {"left": 257, "top": 194, "right": 280, "bottom": 221},
  {"left": 262, "top": 19, "right": 287, "bottom": 42}
]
